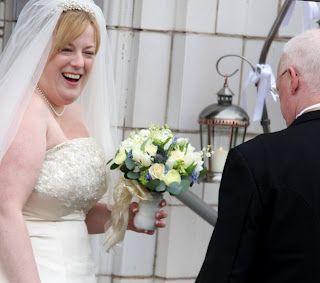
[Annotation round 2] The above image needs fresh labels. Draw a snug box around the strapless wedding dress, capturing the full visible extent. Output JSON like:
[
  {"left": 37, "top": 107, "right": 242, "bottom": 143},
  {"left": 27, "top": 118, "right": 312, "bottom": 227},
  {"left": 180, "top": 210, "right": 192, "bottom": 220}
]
[{"left": 22, "top": 138, "right": 107, "bottom": 283}]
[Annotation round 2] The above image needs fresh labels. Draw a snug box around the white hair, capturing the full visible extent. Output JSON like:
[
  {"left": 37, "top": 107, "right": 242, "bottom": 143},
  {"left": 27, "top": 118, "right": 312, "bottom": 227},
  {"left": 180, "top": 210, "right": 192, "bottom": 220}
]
[{"left": 280, "top": 29, "right": 320, "bottom": 93}]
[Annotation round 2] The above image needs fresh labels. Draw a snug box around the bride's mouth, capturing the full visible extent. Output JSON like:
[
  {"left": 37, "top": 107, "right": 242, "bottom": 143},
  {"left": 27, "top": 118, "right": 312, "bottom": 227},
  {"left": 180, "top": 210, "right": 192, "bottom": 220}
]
[{"left": 62, "top": 73, "right": 82, "bottom": 83}]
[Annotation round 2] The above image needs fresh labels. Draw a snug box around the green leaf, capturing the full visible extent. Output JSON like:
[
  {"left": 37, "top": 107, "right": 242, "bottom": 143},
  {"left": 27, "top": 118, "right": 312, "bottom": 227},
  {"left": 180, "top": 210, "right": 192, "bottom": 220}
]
[
  {"left": 198, "top": 167, "right": 208, "bottom": 179},
  {"left": 186, "top": 163, "right": 196, "bottom": 175},
  {"left": 180, "top": 180, "right": 190, "bottom": 193},
  {"left": 181, "top": 175, "right": 192, "bottom": 185},
  {"left": 140, "top": 139, "right": 149, "bottom": 152},
  {"left": 167, "top": 182, "right": 182, "bottom": 195},
  {"left": 163, "top": 137, "right": 172, "bottom": 147},
  {"left": 106, "top": 158, "right": 113, "bottom": 165},
  {"left": 155, "top": 181, "right": 166, "bottom": 192},
  {"left": 146, "top": 179, "right": 160, "bottom": 191},
  {"left": 120, "top": 164, "right": 129, "bottom": 173},
  {"left": 125, "top": 157, "right": 135, "bottom": 170},
  {"left": 127, "top": 171, "right": 140, "bottom": 179},
  {"left": 110, "top": 163, "right": 119, "bottom": 170}
]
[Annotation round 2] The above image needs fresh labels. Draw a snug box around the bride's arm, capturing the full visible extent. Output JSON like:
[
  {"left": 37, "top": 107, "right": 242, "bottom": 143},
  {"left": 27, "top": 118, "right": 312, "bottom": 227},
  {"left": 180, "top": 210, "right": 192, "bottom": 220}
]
[
  {"left": 0, "top": 95, "right": 47, "bottom": 282},
  {"left": 85, "top": 200, "right": 168, "bottom": 234}
]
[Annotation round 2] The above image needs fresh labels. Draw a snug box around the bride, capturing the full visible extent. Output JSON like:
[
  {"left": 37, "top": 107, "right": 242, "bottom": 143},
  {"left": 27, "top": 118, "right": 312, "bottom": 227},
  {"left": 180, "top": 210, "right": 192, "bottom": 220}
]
[{"left": 0, "top": 0, "right": 167, "bottom": 282}]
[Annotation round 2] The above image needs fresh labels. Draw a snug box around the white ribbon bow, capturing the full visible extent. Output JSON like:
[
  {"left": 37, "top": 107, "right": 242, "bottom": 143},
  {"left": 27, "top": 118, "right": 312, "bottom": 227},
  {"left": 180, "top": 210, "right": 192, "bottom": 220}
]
[
  {"left": 281, "top": 0, "right": 320, "bottom": 31},
  {"left": 241, "top": 64, "right": 276, "bottom": 121}
]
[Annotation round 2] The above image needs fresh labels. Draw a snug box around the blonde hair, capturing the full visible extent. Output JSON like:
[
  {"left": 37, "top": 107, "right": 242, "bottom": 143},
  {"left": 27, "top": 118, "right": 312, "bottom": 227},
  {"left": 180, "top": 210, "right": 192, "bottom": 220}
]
[{"left": 49, "top": 11, "right": 101, "bottom": 60}]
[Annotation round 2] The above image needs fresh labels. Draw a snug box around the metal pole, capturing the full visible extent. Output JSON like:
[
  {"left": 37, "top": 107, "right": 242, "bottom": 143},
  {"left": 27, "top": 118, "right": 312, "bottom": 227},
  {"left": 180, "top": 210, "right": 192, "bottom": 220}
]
[
  {"left": 175, "top": 190, "right": 218, "bottom": 226},
  {"left": 258, "top": 0, "right": 294, "bottom": 133}
]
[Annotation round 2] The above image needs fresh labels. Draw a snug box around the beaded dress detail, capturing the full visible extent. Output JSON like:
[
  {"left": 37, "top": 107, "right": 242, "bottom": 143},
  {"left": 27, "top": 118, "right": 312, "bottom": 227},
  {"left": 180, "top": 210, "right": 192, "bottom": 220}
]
[{"left": 22, "top": 138, "right": 107, "bottom": 283}]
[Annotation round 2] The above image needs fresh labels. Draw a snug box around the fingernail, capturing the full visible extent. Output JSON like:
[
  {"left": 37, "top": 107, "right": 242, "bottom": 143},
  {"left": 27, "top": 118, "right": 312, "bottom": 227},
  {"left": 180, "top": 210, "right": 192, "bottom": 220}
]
[
  {"left": 156, "top": 212, "right": 161, "bottom": 218},
  {"left": 132, "top": 207, "right": 138, "bottom": 213},
  {"left": 155, "top": 220, "right": 160, "bottom": 226}
]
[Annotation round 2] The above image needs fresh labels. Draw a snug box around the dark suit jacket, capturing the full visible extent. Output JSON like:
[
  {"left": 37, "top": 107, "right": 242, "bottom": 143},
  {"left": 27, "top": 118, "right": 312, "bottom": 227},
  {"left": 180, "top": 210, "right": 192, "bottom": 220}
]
[{"left": 197, "top": 111, "right": 320, "bottom": 283}]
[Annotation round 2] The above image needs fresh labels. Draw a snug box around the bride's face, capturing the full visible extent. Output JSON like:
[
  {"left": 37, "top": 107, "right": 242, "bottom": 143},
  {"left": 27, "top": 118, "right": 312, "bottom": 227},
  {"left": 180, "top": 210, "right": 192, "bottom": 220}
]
[{"left": 39, "top": 24, "right": 96, "bottom": 106}]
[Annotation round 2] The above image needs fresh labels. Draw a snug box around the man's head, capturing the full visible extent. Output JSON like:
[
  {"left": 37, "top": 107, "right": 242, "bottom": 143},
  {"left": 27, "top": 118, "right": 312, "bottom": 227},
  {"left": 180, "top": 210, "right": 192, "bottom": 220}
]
[{"left": 277, "top": 29, "right": 320, "bottom": 126}]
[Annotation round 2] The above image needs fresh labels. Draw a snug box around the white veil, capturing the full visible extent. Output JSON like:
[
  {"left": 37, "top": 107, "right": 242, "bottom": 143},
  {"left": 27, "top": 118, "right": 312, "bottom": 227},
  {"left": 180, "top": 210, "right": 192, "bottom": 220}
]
[{"left": 0, "top": 0, "right": 118, "bottom": 204}]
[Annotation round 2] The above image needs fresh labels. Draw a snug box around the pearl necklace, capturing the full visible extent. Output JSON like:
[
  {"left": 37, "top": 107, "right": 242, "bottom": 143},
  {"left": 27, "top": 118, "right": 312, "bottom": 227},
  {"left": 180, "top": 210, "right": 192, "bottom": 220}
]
[{"left": 36, "top": 85, "right": 66, "bottom": 117}]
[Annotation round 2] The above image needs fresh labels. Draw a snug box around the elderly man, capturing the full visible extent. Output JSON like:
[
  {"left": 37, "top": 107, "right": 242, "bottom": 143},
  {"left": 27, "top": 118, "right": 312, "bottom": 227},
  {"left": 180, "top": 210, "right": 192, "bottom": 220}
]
[{"left": 197, "top": 29, "right": 320, "bottom": 283}]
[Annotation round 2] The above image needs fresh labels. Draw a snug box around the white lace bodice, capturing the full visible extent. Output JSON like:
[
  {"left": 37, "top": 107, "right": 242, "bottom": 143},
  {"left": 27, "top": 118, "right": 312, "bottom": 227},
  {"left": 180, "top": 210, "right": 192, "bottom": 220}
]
[{"left": 23, "top": 137, "right": 107, "bottom": 220}]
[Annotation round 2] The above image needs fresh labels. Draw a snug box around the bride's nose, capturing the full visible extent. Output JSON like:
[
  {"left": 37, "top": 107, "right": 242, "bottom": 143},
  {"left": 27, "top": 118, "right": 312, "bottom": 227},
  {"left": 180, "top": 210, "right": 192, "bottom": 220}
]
[{"left": 70, "top": 51, "right": 84, "bottom": 69}]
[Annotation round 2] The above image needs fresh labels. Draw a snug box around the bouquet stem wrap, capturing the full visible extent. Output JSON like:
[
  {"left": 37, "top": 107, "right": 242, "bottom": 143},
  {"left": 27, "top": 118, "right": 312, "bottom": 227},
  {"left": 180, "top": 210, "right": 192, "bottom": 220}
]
[{"left": 104, "top": 177, "right": 153, "bottom": 252}]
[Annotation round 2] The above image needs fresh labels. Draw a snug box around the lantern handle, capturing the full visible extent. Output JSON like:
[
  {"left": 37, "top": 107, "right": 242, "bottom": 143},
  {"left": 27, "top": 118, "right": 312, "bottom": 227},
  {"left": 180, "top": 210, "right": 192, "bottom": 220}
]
[{"left": 216, "top": 54, "right": 255, "bottom": 79}]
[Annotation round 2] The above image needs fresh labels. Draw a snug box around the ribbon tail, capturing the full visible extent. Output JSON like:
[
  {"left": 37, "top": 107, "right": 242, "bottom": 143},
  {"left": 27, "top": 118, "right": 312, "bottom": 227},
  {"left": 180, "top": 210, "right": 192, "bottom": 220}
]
[
  {"left": 281, "top": 0, "right": 296, "bottom": 27},
  {"left": 104, "top": 177, "right": 152, "bottom": 252},
  {"left": 253, "top": 65, "right": 274, "bottom": 121},
  {"left": 241, "top": 70, "right": 254, "bottom": 111}
]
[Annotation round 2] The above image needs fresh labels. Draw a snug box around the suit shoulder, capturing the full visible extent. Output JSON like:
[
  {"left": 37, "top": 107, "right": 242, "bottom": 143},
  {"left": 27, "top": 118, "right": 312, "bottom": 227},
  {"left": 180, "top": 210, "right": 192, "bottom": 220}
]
[{"left": 236, "top": 128, "right": 288, "bottom": 153}]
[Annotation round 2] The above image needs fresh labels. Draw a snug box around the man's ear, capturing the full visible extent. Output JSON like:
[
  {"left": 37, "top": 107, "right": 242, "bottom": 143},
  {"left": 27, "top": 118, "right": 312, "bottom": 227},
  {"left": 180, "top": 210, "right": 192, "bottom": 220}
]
[{"left": 288, "top": 66, "right": 298, "bottom": 95}]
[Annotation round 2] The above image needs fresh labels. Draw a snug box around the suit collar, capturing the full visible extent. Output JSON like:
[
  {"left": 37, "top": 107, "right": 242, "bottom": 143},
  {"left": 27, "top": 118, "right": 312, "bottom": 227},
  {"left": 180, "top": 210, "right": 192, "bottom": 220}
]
[{"left": 290, "top": 110, "right": 320, "bottom": 127}]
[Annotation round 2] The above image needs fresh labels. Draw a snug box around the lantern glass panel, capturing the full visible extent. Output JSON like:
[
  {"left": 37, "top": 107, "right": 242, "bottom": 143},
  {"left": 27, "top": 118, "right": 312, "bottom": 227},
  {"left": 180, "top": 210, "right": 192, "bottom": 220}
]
[
  {"left": 232, "top": 127, "right": 246, "bottom": 148},
  {"left": 211, "top": 126, "right": 230, "bottom": 173}
]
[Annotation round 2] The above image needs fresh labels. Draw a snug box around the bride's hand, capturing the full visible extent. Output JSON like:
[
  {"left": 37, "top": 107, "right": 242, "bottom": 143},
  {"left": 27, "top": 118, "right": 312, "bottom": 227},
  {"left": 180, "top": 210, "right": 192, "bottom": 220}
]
[{"left": 127, "top": 200, "right": 168, "bottom": 235}]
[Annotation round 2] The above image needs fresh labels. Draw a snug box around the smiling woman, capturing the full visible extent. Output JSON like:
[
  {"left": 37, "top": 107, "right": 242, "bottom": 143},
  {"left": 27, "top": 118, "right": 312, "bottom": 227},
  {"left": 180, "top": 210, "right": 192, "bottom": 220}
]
[
  {"left": 38, "top": 23, "right": 96, "bottom": 114},
  {"left": 0, "top": 0, "right": 168, "bottom": 282}
]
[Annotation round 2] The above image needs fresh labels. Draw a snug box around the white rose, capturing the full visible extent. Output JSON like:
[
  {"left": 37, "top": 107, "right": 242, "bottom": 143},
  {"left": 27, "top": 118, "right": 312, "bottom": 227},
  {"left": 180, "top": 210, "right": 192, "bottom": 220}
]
[
  {"left": 114, "top": 148, "right": 126, "bottom": 165},
  {"left": 165, "top": 156, "right": 176, "bottom": 169},
  {"left": 186, "top": 145, "right": 195, "bottom": 153},
  {"left": 161, "top": 169, "right": 181, "bottom": 186},
  {"left": 132, "top": 149, "right": 152, "bottom": 167},
  {"left": 139, "top": 129, "right": 150, "bottom": 137},
  {"left": 177, "top": 138, "right": 188, "bottom": 145},
  {"left": 121, "top": 138, "right": 134, "bottom": 148},
  {"left": 170, "top": 150, "right": 184, "bottom": 161},
  {"left": 145, "top": 140, "right": 158, "bottom": 156},
  {"left": 149, "top": 164, "right": 165, "bottom": 180},
  {"left": 184, "top": 151, "right": 202, "bottom": 168}
]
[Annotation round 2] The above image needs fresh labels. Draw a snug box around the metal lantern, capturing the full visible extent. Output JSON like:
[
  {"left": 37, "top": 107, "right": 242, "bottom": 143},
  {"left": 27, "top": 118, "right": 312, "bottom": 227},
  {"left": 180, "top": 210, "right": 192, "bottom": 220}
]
[{"left": 199, "top": 55, "right": 251, "bottom": 182}]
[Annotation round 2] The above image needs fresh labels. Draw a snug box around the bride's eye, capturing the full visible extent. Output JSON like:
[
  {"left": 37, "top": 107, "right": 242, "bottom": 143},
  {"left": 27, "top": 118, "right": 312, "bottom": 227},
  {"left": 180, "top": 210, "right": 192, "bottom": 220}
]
[
  {"left": 62, "top": 48, "right": 72, "bottom": 52},
  {"left": 84, "top": 50, "right": 95, "bottom": 56}
]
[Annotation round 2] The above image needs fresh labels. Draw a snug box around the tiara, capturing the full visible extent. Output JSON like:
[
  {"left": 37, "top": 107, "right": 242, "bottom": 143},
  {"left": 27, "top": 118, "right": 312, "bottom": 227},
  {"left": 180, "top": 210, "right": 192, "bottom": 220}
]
[{"left": 59, "top": 1, "right": 95, "bottom": 17}]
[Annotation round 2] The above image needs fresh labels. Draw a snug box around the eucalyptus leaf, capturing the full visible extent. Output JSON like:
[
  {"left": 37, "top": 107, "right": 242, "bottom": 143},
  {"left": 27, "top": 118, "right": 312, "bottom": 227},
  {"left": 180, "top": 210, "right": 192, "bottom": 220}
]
[
  {"left": 110, "top": 163, "right": 119, "bottom": 170},
  {"left": 146, "top": 179, "right": 160, "bottom": 191},
  {"left": 180, "top": 180, "right": 190, "bottom": 193},
  {"left": 106, "top": 158, "right": 113, "bottom": 165},
  {"left": 120, "top": 164, "right": 129, "bottom": 173},
  {"left": 127, "top": 171, "right": 140, "bottom": 180},
  {"left": 181, "top": 175, "right": 192, "bottom": 184},
  {"left": 167, "top": 182, "right": 182, "bottom": 195},
  {"left": 155, "top": 181, "right": 166, "bottom": 192},
  {"left": 125, "top": 157, "right": 135, "bottom": 170}
]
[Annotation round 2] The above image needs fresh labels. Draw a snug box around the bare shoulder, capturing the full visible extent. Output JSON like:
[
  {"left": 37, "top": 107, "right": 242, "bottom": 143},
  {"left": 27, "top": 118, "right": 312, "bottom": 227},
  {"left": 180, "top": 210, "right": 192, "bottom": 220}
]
[{"left": 0, "top": 93, "right": 48, "bottom": 209}]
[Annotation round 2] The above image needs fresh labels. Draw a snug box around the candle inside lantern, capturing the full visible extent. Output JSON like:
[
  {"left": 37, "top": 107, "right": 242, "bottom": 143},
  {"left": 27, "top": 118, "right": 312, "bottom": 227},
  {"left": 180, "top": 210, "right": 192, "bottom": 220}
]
[{"left": 212, "top": 147, "right": 228, "bottom": 173}]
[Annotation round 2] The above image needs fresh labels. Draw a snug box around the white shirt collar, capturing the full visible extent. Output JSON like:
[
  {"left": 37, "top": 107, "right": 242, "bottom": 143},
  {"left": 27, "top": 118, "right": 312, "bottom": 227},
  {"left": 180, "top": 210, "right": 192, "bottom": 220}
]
[{"left": 296, "top": 103, "right": 320, "bottom": 119}]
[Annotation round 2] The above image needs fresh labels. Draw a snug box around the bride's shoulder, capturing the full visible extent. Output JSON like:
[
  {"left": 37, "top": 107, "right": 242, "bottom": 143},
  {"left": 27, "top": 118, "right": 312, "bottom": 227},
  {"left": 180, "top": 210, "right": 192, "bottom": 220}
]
[{"left": 27, "top": 92, "right": 51, "bottom": 119}]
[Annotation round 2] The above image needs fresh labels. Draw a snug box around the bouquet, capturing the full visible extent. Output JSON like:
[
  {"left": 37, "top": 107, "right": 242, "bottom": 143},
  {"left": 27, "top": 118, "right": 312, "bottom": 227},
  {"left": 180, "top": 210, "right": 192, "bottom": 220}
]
[
  {"left": 109, "top": 124, "right": 211, "bottom": 194},
  {"left": 104, "top": 124, "right": 211, "bottom": 251}
]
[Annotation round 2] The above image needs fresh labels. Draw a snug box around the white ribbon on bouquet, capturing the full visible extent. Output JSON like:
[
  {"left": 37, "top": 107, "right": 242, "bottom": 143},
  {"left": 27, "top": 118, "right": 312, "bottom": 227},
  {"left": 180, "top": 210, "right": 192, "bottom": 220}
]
[
  {"left": 241, "top": 64, "right": 276, "bottom": 121},
  {"left": 281, "top": 0, "right": 320, "bottom": 30}
]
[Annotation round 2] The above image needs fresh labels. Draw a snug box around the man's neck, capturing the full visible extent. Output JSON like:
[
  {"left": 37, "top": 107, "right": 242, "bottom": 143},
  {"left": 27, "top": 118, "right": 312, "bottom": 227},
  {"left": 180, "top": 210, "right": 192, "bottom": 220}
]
[{"left": 296, "top": 102, "right": 320, "bottom": 119}]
